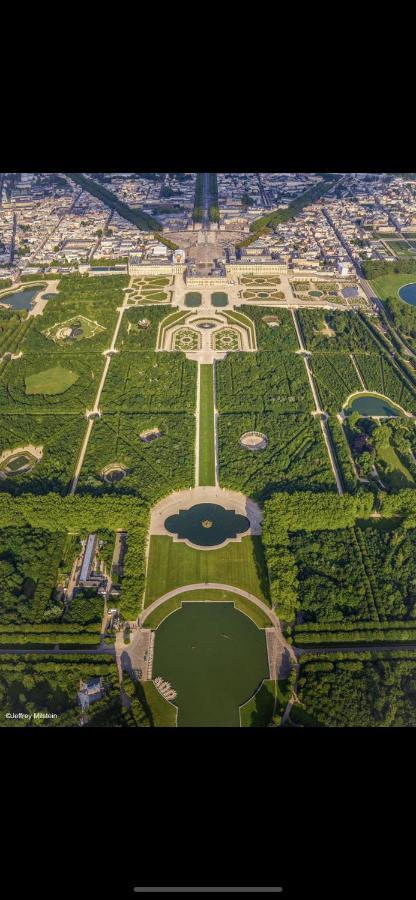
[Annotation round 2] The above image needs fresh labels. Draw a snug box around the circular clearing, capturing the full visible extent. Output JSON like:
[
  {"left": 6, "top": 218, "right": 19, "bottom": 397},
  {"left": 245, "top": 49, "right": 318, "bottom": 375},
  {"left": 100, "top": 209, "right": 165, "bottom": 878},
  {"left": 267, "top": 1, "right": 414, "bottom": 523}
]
[
  {"left": 153, "top": 602, "right": 269, "bottom": 726},
  {"left": 240, "top": 431, "right": 268, "bottom": 451},
  {"left": 102, "top": 464, "right": 128, "bottom": 484}
]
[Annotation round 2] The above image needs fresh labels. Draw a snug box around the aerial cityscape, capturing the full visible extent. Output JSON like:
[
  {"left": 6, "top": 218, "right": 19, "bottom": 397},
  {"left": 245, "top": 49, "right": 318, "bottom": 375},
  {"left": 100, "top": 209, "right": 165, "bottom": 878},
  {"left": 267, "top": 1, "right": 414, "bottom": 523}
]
[{"left": 2, "top": 170, "right": 416, "bottom": 727}]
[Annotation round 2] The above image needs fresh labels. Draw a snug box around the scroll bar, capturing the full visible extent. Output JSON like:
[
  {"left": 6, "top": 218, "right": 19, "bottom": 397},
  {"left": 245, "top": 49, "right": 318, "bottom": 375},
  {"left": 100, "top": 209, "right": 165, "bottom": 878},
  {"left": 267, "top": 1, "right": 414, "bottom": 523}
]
[{"left": 133, "top": 889, "right": 283, "bottom": 894}]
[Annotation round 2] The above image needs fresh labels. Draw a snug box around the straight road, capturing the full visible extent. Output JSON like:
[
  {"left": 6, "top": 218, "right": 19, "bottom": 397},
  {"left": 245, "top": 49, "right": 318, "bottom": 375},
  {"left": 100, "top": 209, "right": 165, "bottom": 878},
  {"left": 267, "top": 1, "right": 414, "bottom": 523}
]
[
  {"left": 360, "top": 276, "right": 416, "bottom": 362},
  {"left": 296, "top": 643, "right": 416, "bottom": 654},
  {"left": 291, "top": 309, "right": 344, "bottom": 494},
  {"left": 256, "top": 173, "right": 270, "bottom": 209},
  {"left": 9, "top": 213, "right": 16, "bottom": 265},
  {"left": 28, "top": 187, "right": 83, "bottom": 265},
  {"left": 69, "top": 286, "right": 130, "bottom": 494},
  {"left": 0, "top": 645, "right": 115, "bottom": 656},
  {"left": 202, "top": 172, "right": 210, "bottom": 226}
]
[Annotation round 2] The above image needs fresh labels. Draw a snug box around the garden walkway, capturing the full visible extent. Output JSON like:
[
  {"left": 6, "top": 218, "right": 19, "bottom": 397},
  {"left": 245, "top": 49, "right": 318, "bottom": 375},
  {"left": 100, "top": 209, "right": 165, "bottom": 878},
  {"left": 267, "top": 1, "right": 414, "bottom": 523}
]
[{"left": 149, "top": 486, "right": 263, "bottom": 539}]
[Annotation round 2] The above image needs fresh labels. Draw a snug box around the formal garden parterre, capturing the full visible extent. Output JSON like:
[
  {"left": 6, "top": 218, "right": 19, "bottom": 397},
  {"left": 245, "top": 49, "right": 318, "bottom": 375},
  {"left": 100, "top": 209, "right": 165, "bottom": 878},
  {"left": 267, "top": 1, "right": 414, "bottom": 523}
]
[{"left": 2, "top": 264, "right": 416, "bottom": 726}]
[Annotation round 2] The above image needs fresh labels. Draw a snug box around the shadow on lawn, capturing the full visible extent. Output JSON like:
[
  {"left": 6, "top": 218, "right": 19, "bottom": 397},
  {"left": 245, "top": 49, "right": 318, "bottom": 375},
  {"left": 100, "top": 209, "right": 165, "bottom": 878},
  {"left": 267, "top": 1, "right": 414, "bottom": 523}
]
[{"left": 250, "top": 535, "right": 271, "bottom": 603}]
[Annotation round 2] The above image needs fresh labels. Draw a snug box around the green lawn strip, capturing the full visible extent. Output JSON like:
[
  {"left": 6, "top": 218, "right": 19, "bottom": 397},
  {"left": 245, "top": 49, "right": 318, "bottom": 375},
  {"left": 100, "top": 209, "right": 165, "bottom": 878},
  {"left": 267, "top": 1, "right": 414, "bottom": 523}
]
[
  {"left": 240, "top": 679, "right": 276, "bottom": 726},
  {"left": 140, "top": 680, "right": 177, "bottom": 727},
  {"left": 240, "top": 677, "right": 291, "bottom": 727},
  {"left": 375, "top": 443, "right": 414, "bottom": 490},
  {"left": 25, "top": 366, "right": 79, "bottom": 395},
  {"left": 199, "top": 364, "right": 216, "bottom": 486},
  {"left": 144, "top": 588, "right": 271, "bottom": 629},
  {"left": 370, "top": 271, "right": 416, "bottom": 301},
  {"left": 144, "top": 595, "right": 183, "bottom": 628},
  {"left": 144, "top": 535, "right": 271, "bottom": 607}
]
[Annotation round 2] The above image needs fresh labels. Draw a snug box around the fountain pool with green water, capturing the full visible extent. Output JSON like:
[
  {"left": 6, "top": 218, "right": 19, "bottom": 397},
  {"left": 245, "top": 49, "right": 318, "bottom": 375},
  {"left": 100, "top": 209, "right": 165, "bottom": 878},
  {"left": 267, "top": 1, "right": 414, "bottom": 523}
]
[
  {"left": 345, "top": 394, "right": 402, "bottom": 417},
  {"left": 185, "top": 292, "right": 202, "bottom": 308},
  {"left": 153, "top": 602, "right": 269, "bottom": 726},
  {"left": 211, "top": 292, "right": 228, "bottom": 307}
]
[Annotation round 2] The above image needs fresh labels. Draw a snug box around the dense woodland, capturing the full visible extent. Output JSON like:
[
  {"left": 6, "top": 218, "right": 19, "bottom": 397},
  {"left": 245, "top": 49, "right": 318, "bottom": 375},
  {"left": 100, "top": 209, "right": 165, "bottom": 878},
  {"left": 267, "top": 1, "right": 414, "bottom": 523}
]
[
  {"left": 241, "top": 306, "right": 298, "bottom": 351},
  {"left": 0, "top": 654, "right": 119, "bottom": 726},
  {"left": 292, "top": 525, "right": 416, "bottom": 624},
  {"left": 297, "top": 654, "right": 416, "bottom": 726},
  {"left": 78, "top": 411, "right": 195, "bottom": 503},
  {"left": 361, "top": 259, "right": 416, "bottom": 280}
]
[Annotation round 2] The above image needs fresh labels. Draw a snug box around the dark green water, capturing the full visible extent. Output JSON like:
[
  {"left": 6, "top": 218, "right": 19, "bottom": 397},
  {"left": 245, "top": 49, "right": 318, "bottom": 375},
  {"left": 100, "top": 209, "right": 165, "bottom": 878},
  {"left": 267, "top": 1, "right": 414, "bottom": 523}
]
[
  {"left": 211, "top": 292, "right": 228, "bottom": 307},
  {"left": 164, "top": 503, "right": 250, "bottom": 547},
  {"left": 185, "top": 292, "right": 202, "bottom": 307},
  {"left": 0, "top": 287, "right": 42, "bottom": 310},
  {"left": 153, "top": 602, "right": 269, "bottom": 726},
  {"left": 346, "top": 394, "right": 401, "bottom": 417},
  {"left": 398, "top": 283, "right": 416, "bottom": 306}
]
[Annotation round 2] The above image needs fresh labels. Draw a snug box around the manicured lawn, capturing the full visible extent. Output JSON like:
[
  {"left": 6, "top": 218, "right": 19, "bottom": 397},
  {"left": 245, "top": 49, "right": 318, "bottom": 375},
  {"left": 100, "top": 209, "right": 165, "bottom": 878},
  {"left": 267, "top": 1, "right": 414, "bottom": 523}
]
[
  {"left": 240, "top": 679, "right": 276, "bottom": 727},
  {"left": 376, "top": 443, "right": 415, "bottom": 490},
  {"left": 240, "top": 677, "right": 291, "bottom": 727},
  {"left": 144, "top": 588, "right": 272, "bottom": 629},
  {"left": 144, "top": 535, "right": 271, "bottom": 606},
  {"left": 140, "top": 681, "right": 177, "bottom": 727},
  {"left": 25, "top": 365, "right": 79, "bottom": 395},
  {"left": 199, "top": 364, "right": 216, "bottom": 486},
  {"left": 371, "top": 271, "right": 416, "bottom": 301}
]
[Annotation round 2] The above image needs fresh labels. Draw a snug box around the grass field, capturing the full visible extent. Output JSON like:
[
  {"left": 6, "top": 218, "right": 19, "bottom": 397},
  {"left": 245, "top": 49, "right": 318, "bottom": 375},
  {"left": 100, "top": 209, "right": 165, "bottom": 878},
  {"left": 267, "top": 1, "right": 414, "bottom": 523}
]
[
  {"left": 240, "top": 679, "right": 275, "bottom": 726},
  {"left": 371, "top": 270, "right": 416, "bottom": 301},
  {"left": 240, "top": 678, "right": 292, "bottom": 727},
  {"left": 144, "top": 588, "right": 272, "bottom": 629},
  {"left": 376, "top": 444, "right": 415, "bottom": 490},
  {"left": 144, "top": 535, "right": 271, "bottom": 606},
  {"left": 199, "top": 364, "right": 216, "bottom": 486},
  {"left": 25, "top": 365, "right": 80, "bottom": 395},
  {"left": 140, "top": 680, "right": 177, "bottom": 727}
]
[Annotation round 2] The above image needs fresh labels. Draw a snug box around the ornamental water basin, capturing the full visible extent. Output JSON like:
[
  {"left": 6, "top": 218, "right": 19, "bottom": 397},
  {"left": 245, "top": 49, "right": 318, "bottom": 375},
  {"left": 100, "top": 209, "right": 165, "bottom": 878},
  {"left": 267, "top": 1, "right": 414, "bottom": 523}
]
[
  {"left": 345, "top": 393, "right": 402, "bottom": 418},
  {"left": 398, "top": 283, "right": 416, "bottom": 307},
  {"left": 164, "top": 503, "right": 250, "bottom": 547}
]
